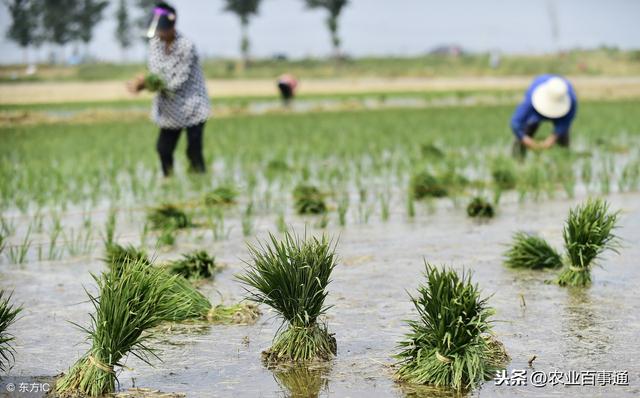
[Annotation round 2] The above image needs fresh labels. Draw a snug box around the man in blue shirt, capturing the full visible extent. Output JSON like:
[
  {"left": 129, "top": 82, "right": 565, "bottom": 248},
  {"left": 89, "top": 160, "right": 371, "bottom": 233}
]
[{"left": 511, "top": 75, "right": 577, "bottom": 157}]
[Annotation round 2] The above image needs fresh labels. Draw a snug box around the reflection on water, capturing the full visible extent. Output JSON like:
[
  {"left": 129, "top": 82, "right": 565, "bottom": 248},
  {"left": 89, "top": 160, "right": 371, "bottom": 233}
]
[
  {"left": 562, "top": 288, "right": 611, "bottom": 361},
  {"left": 272, "top": 363, "right": 331, "bottom": 398}
]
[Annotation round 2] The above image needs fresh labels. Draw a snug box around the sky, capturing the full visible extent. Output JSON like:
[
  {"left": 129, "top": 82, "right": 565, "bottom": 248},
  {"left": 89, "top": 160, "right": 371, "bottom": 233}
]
[{"left": 0, "top": 0, "right": 639, "bottom": 64}]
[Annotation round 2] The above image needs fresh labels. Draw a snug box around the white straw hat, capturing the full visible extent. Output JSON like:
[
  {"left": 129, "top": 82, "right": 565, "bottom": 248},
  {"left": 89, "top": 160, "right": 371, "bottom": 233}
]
[{"left": 531, "top": 77, "right": 571, "bottom": 119}]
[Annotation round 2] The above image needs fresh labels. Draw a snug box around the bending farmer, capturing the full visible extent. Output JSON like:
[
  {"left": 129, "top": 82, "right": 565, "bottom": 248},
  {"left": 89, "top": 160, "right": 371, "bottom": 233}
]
[
  {"left": 127, "top": 2, "right": 210, "bottom": 177},
  {"left": 511, "top": 75, "right": 577, "bottom": 157}
]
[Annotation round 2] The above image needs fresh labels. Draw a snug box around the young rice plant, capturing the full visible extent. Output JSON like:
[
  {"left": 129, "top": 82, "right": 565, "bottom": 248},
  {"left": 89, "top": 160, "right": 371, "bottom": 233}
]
[{"left": 238, "top": 232, "right": 337, "bottom": 364}]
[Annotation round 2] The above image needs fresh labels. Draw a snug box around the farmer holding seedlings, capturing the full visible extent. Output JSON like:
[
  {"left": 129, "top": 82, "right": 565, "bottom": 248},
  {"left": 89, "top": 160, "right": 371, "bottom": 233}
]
[
  {"left": 127, "top": 2, "right": 210, "bottom": 177},
  {"left": 510, "top": 74, "right": 577, "bottom": 157}
]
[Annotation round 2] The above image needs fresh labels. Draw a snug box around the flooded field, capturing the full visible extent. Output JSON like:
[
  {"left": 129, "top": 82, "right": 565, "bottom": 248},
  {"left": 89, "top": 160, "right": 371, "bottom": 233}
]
[{"left": 2, "top": 190, "right": 639, "bottom": 397}]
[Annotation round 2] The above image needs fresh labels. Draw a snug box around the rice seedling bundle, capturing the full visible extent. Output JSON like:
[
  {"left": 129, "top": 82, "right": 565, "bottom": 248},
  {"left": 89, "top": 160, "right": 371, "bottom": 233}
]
[
  {"left": 293, "top": 185, "right": 327, "bottom": 215},
  {"left": 503, "top": 232, "right": 563, "bottom": 270},
  {"left": 143, "top": 73, "right": 167, "bottom": 93},
  {"left": 166, "top": 250, "right": 217, "bottom": 281},
  {"left": 420, "top": 142, "right": 445, "bottom": 159},
  {"left": 396, "top": 264, "right": 508, "bottom": 392},
  {"left": 466, "top": 197, "right": 494, "bottom": 218},
  {"left": 147, "top": 204, "right": 191, "bottom": 230},
  {"left": 410, "top": 172, "right": 447, "bottom": 199},
  {"left": 204, "top": 185, "right": 238, "bottom": 206},
  {"left": 491, "top": 166, "right": 516, "bottom": 191},
  {"left": 238, "top": 232, "right": 337, "bottom": 364},
  {"left": 56, "top": 260, "right": 191, "bottom": 396},
  {"left": 0, "top": 291, "right": 22, "bottom": 372},
  {"left": 104, "top": 243, "right": 212, "bottom": 322},
  {"left": 104, "top": 243, "right": 150, "bottom": 267},
  {"left": 557, "top": 198, "right": 620, "bottom": 287}
]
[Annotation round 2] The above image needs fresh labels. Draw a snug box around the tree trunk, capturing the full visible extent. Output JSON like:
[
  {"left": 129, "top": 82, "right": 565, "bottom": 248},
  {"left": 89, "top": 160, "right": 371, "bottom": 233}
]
[{"left": 240, "top": 19, "right": 250, "bottom": 70}]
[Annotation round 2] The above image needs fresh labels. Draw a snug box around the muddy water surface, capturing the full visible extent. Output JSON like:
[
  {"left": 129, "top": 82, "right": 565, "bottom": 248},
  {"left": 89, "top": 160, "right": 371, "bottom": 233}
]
[{"left": 2, "top": 193, "right": 640, "bottom": 397}]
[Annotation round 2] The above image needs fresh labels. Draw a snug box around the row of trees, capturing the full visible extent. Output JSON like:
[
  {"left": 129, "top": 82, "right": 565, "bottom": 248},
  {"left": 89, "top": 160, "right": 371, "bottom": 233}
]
[
  {"left": 224, "top": 0, "right": 349, "bottom": 64},
  {"left": 4, "top": 0, "right": 350, "bottom": 64},
  {"left": 5, "top": 0, "right": 111, "bottom": 62}
]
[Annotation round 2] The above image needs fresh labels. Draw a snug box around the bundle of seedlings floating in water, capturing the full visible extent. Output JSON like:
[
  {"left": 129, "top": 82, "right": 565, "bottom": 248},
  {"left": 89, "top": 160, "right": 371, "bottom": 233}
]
[
  {"left": 147, "top": 204, "right": 191, "bottom": 230},
  {"left": 206, "top": 302, "right": 261, "bottom": 325},
  {"left": 204, "top": 185, "right": 238, "bottom": 206},
  {"left": 466, "top": 196, "right": 495, "bottom": 219},
  {"left": 165, "top": 250, "right": 218, "bottom": 281},
  {"left": 396, "top": 263, "right": 508, "bottom": 392},
  {"left": 293, "top": 184, "right": 327, "bottom": 215},
  {"left": 0, "top": 291, "right": 22, "bottom": 372},
  {"left": 410, "top": 171, "right": 448, "bottom": 199},
  {"left": 56, "top": 260, "right": 193, "bottom": 396},
  {"left": 503, "top": 232, "right": 563, "bottom": 270},
  {"left": 238, "top": 232, "right": 337, "bottom": 365},
  {"left": 557, "top": 198, "right": 620, "bottom": 287}
]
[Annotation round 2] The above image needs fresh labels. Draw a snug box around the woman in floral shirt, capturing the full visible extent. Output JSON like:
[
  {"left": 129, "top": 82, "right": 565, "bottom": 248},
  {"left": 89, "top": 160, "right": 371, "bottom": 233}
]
[{"left": 128, "top": 2, "right": 210, "bottom": 177}]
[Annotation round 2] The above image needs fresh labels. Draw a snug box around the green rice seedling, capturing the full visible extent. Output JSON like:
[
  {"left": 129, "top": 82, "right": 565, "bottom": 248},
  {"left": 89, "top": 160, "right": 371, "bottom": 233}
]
[
  {"left": 396, "top": 263, "right": 508, "bottom": 392},
  {"left": 421, "top": 142, "right": 445, "bottom": 159},
  {"left": 204, "top": 185, "right": 238, "bottom": 206},
  {"left": 166, "top": 250, "right": 217, "bottom": 281},
  {"left": 101, "top": 208, "right": 117, "bottom": 247},
  {"left": 276, "top": 208, "right": 287, "bottom": 233},
  {"left": 147, "top": 204, "right": 191, "bottom": 230},
  {"left": 55, "top": 260, "right": 186, "bottom": 396},
  {"left": 206, "top": 303, "right": 261, "bottom": 325},
  {"left": 581, "top": 160, "right": 592, "bottom": 192},
  {"left": 47, "top": 221, "right": 62, "bottom": 261},
  {"left": 337, "top": 193, "right": 349, "bottom": 226},
  {"left": 380, "top": 191, "right": 391, "bottom": 221},
  {"left": 293, "top": 185, "right": 327, "bottom": 215},
  {"left": 406, "top": 191, "right": 416, "bottom": 219},
  {"left": 557, "top": 199, "right": 620, "bottom": 287},
  {"left": 0, "top": 232, "right": 5, "bottom": 256},
  {"left": 157, "top": 225, "right": 177, "bottom": 247},
  {"left": 266, "top": 159, "right": 291, "bottom": 181},
  {"left": 619, "top": 160, "right": 640, "bottom": 192},
  {"left": 466, "top": 197, "right": 495, "bottom": 219},
  {"left": 0, "top": 216, "right": 15, "bottom": 237},
  {"left": 491, "top": 165, "right": 516, "bottom": 191},
  {"left": 238, "top": 232, "right": 337, "bottom": 364},
  {"left": 104, "top": 243, "right": 151, "bottom": 267},
  {"left": 242, "top": 202, "right": 254, "bottom": 237},
  {"left": 411, "top": 171, "right": 447, "bottom": 199},
  {"left": 0, "top": 291, "right": 22, "bottom": 372},
  {"left": 8, "top": 228, "right": 31, "bottom": 264},
  {"left": 503, "top": 232, "right": 563, "bottom": 270},
  {"left": 143, "top": 73, "right": 167, "bottom": 93},
  {"left": 105, "top": 246, "right": 212, "bottom": 322}
]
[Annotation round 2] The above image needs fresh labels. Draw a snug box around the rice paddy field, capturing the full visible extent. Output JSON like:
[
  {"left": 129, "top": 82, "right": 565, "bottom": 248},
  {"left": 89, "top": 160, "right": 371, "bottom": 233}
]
[{"left": 1, "top": 89, "right": 640, "bottom": 397}]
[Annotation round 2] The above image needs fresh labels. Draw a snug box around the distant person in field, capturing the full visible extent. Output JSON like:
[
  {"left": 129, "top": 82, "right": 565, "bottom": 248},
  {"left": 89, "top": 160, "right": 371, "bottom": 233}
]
[
  {"left": 511, "top": 75, "right": 577, "bottom": 157},
  {"left": 277, "top": 74, "right": 298, "bottom": 106},
  {"left": 127, "top": 2, "right": 210, "bottom": 177}
]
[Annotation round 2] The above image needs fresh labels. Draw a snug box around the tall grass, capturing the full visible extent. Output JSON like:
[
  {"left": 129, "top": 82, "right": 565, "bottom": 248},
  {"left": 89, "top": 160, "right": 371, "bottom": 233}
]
[{"left": 238, "top": 232, "right": 337, "bottom": 364}]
